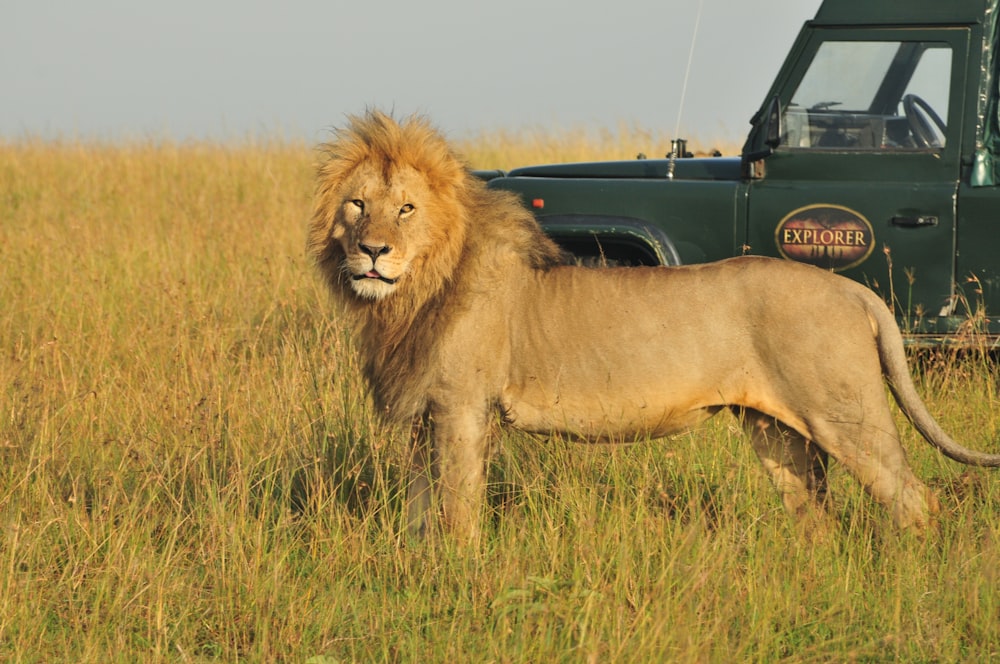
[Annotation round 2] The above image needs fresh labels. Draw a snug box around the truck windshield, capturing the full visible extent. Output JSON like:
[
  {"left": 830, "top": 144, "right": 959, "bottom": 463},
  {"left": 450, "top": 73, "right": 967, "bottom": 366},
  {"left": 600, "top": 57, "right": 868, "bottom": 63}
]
[{"left": 783, "top": 40, "right": 951, "bottom": 150}]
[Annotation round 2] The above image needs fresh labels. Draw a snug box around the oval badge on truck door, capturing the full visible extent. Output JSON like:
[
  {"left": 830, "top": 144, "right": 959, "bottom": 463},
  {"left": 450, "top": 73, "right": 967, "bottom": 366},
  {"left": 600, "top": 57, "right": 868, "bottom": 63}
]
[{"left": 775, "top": 204, "right": 875, "bottom": 272}]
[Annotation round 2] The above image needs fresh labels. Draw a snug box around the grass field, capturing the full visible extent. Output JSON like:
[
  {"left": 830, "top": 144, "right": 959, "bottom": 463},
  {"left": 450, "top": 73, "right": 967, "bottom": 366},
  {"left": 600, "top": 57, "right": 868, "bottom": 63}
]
[{"left": 1, "top": 130, "right": 999, "bottom": 662}]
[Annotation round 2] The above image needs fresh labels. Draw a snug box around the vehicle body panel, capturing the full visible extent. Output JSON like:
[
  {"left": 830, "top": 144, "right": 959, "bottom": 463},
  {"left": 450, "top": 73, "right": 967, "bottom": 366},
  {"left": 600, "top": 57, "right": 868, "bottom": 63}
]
[{"left": 483, "top": 0, "right": 1000, "bottom": 343}]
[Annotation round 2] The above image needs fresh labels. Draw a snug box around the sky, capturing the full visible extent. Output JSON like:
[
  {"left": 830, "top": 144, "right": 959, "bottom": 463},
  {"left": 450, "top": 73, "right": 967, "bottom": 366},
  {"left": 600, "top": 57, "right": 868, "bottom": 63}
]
[{"left": 1, "top": 0, "right": 824, "bottom": 148}]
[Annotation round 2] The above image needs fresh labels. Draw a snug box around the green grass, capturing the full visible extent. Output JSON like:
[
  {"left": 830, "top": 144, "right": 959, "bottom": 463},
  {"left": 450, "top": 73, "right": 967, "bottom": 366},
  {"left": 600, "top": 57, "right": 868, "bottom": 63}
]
[{"left": 1, "top": 135, "right": 999, "bottom": 662}]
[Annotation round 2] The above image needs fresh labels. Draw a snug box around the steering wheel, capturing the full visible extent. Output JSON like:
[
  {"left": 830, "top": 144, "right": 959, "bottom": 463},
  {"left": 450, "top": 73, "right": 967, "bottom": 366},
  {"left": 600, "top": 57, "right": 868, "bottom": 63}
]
[{"left": 902, "top": 94, "right": 946, "bottom": 148}]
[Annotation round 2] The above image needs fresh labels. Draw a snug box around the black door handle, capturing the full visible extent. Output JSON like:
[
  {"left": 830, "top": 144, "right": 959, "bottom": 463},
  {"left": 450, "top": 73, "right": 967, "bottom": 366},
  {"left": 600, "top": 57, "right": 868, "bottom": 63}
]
[{"left": 891, "top": 215, "right": 938, "bottom": 227}]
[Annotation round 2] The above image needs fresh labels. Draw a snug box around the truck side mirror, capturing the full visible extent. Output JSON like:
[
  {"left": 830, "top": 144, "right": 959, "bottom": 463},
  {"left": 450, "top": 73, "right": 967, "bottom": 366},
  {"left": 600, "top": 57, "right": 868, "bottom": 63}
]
[
  {"left": 764, "top": 95, "right": 782, "bottom": 149},
  {"left": 743, "top": 96, "right": 783, "bottom": 178}
]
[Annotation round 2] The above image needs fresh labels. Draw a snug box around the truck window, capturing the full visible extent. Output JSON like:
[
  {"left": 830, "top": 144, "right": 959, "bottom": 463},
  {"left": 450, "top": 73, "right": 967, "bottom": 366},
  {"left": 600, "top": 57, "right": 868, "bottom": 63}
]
[{"left": 783, "top": 41, "right": 951, "bottom": 150}]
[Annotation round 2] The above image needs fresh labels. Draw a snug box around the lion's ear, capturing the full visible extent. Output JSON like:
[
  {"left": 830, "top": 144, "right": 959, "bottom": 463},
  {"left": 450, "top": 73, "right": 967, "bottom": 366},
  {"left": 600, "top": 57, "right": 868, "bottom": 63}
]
[
  {"left": 328, "top": 222, "right": 346, "bottom": 242},
  {"left": 307, "top": 201, "right": 344, "bottom": 265}
]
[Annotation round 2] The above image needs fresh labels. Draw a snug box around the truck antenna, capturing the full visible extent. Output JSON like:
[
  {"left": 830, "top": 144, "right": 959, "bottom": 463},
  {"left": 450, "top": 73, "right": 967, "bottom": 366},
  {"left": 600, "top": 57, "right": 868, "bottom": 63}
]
[{"left": 668, "top": 0, "right": 703, "bottom": 180}]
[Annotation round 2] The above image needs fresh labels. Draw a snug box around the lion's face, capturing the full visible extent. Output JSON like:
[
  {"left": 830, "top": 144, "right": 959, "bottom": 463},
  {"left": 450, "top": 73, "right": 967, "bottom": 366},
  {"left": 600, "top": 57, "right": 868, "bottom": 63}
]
[
  {"left": 310, "top": 111, "right": 477, "bottom": 309},
  {"left": 330, "top": 162, "right": 448, "bottom": 301}
]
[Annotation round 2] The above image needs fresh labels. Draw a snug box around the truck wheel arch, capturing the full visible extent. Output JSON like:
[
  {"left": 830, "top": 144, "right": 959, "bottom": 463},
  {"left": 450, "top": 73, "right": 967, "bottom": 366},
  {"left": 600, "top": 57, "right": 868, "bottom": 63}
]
[{"left": 538, "top": 215, "right": 683, "bottom": 267}]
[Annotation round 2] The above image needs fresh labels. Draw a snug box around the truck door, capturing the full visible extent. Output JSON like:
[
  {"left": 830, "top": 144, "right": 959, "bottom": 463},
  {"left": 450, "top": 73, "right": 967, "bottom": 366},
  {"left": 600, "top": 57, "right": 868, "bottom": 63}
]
[{"left": 744, "top": 28, "right": 968, "bottom": 333}]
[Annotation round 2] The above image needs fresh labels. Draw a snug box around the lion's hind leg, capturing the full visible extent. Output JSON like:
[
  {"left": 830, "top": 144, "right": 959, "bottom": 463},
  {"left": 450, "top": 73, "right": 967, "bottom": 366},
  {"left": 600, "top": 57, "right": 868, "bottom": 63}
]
[
  {"left": 738, "top": 408, "right": 830, "bottom": 524},
  {"left": 808, "top": 411, "right": 941, "bottom": 535}
]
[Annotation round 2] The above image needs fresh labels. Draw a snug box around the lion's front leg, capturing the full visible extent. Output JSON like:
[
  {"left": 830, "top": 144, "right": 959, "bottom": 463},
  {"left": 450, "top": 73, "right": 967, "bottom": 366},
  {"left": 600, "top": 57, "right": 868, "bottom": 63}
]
[
  {"left": 425, "top": 406, "right": 491, "bottom": 543},
  {"left": 404, "top": 408, "right": 490, "bottom": 542},
  {"left": 405, "top": 415, "right": 434, "bottom": 539}
]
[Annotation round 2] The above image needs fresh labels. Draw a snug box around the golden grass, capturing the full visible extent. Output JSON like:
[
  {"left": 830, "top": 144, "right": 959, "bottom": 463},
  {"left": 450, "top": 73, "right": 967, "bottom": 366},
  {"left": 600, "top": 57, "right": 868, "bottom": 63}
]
[
  {"left": 455, "top": 122, "right": 736, "bottom": 170},
  {"left": 0, "top": 132, "right": 998, "bottom": 661}
]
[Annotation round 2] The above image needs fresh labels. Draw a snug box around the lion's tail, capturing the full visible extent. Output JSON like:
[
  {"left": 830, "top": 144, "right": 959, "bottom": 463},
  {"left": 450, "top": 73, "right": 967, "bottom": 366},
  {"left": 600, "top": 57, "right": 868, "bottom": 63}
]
[{"left": 871, "top": 296, "right": 1000, "bottom": 467}]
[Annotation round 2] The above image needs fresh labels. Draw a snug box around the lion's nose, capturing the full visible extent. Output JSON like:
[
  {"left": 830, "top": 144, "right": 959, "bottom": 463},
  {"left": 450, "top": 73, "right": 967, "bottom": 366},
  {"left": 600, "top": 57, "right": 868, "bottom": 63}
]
[{"left": 359, "top": 242, "right": 391, "bottom": 260}]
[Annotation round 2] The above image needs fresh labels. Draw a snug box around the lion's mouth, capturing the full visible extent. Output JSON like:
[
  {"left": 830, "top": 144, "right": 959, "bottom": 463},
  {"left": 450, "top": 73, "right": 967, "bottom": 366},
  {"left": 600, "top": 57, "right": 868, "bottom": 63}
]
[{"left": 353, "top": 270, "right": 398, "bottom": 285}]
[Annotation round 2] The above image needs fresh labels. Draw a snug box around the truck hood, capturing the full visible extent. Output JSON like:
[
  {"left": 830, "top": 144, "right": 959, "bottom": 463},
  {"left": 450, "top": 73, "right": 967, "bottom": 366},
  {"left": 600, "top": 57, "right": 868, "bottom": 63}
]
[{"left": 504, "top": 156, "right": 742, "bottom": 181}]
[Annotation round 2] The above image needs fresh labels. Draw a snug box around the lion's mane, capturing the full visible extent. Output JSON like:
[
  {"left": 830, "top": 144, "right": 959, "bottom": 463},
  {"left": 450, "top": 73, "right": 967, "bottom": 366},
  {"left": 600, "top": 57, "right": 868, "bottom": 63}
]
[{"left": 308, "top": 110, "right": 562, "bottom": 419}]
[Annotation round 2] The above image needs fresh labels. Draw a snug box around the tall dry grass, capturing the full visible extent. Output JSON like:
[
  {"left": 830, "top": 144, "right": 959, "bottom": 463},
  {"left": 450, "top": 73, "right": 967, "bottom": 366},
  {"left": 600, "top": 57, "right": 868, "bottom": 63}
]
[
  {"left": 0, "top": 130, "right": 998, "bottom": 662},
  {"left": 456, "top": 122, "right": 734, "bottom": 170}
]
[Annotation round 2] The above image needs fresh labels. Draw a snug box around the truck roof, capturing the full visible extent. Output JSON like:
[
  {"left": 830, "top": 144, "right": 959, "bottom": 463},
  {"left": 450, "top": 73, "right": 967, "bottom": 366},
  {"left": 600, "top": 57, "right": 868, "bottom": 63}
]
[{"left": 813, "top": 0, "right": 995, "bottom": 26}]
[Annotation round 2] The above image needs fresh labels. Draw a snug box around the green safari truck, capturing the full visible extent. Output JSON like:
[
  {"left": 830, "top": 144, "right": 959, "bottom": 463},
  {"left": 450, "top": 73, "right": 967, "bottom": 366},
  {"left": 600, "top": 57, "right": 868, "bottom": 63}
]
[{"left": 480, "top": 0, "right": 1000, "bottom": 345}]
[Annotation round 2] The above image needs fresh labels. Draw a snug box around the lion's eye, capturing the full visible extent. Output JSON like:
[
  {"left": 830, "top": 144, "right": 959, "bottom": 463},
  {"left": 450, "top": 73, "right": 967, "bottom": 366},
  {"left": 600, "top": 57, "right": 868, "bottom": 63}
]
[
  {"left": 399, "top": 203, "right": 415, "bottom": 216},
  {"left": 349, "top": 199, "right": 365, "bottom": 213}
]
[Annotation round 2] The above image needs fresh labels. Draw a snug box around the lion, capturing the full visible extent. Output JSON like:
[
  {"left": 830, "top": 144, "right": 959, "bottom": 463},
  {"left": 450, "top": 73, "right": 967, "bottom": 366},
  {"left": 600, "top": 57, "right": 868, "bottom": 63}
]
[{"left": 308, "top": 110, "right": 1000, "bottom": 542}]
